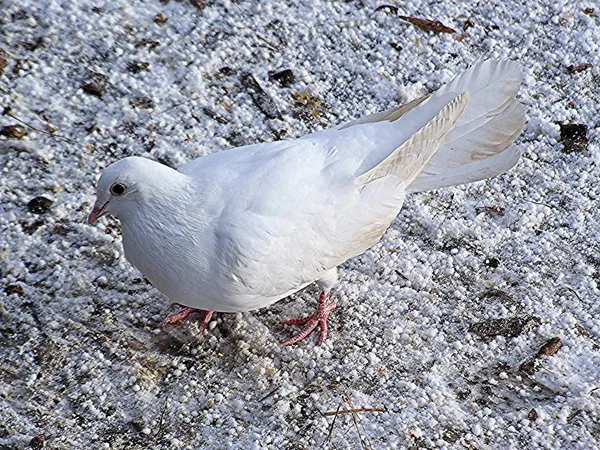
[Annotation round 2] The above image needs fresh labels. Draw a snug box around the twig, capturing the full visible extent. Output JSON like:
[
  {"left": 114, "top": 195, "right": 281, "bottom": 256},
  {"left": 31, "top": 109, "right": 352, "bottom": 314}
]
[
  {"left": 324, "top": 402, "right": 342, "bottom": 446},
  {"left": 562, "top": 286, "right": 582, "bottom": 302},
  {"left": 259, "top": 387, "right": 279, "bottom": 402},
  {"left": 256, "top": 34, "right": 282, "bottom": 51},
  {"left": 4, "top": 111, "right": 72, "bottom": 143},
  {"left": 343, "top": 395, "right": 371, "bottom": 450},
  {"left": 322, "top": 407, "right": 386, "bottom": 417},
  {"left": 153, "top": 396, "right": 169, "bottom": 443}
]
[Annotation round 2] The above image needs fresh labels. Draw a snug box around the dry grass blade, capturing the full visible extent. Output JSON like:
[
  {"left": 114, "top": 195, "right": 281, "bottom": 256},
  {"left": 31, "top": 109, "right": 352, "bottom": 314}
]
[
  {"left": 322, "top": 407, "right": 386, "bottom": 417},
  {"left": 399, "top": 15, "right": 456, "bottom": 33},
  {"left": 153, "top": 396, "right": 170, "bottom": 444},
  {"left": 322, "top": 402, "right": 342, "bottom": 448},
  {"left": 343, "top": 395, "right": 372, "bottom": 450}
]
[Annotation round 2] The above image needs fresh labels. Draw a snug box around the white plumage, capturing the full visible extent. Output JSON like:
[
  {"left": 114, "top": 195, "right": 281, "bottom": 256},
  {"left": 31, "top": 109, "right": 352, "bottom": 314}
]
[{"left": 89, "top": 59, "right": 526, "bottom": 345}]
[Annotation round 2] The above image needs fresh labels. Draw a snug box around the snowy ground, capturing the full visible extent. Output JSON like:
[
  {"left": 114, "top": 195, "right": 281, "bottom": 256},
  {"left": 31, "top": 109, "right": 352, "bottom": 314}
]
[{"left": 1, "top": 0, "right": 599, "bottom": 449}]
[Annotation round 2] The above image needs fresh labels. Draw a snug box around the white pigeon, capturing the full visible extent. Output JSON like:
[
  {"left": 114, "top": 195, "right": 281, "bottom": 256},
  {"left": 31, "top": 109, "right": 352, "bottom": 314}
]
[{"left": 88, "top": 59, "right": 526, "bottom": 346}]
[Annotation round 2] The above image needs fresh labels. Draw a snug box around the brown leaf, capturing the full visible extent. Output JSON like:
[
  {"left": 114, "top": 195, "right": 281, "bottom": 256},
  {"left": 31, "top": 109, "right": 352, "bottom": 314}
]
[
  {"left": 0, "top": 124, "right": 27, "bottom": 138},
  {"left": 537, "top": 337, "right": 562, "bottom": 356},
  {"left": 567, "top": 63, "right": 592, "bottom": 73},
  {"left": 399, "top": 15, "right": 456, "bottom": 34}
]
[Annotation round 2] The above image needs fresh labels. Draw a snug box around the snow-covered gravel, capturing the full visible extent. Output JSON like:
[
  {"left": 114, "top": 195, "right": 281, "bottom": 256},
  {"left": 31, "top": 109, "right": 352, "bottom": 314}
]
[{"left": 1, "top": 1, "right": 599, "bottom": 449}]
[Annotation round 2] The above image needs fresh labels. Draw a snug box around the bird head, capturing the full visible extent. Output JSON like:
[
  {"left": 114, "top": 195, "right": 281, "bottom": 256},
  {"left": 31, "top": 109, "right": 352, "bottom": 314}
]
[{"left": 87, "top": 156, "right": 187, "bottom": 224}]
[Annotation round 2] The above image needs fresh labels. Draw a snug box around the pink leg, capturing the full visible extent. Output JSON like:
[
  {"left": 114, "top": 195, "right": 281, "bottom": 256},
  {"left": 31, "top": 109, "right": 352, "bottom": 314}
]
[
  {"left": 161, "top": 307, "right": 214, "bottom": 332},
  {"left": 282, "top": 292, "right": 337, "bottom": 346}
]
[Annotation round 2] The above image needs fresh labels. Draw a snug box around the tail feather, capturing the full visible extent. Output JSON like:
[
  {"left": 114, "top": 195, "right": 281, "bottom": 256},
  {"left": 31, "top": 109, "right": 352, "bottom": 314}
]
[
  {"left": 357, "top": 92, "right": 469, "bottom": 186},
  {"left": 407, "top": 59, "right": 526, "bottom": 193}
]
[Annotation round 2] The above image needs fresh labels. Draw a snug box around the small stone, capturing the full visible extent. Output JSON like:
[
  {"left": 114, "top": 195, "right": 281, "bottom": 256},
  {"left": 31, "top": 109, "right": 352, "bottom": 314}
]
[
  {"left": 559, "top": 122, "right": 588, "bottom": 153},
  {"left": 567, "top": 63, "right": 592, "bottom": 73},
  {"left": 468, "top": 316, "right": 541, "bottom": 339},
  {"left": 202, "top": 107, "right": 228, "bottom": 124},
  {"left": 136, "top": 39, "right": 160, "bottom": 50},
  {"left": 127, "top": 61, "right": 150, "bottom": 73},
  {"left": 4, "top": 284, "right": 24, "bottom": 296},
  {"left": 463, "top": 19, "right": 476, "bottom": 30},
  {"left": 29, "top": 435, "right": 45, "bottom": 449},
  {"left": 484, "top": 257, "right": 500, "bottom": 268},
  {"left": 82, "top": 72, "right": 109, "bottom": 97},
  {"left": 0, "top": 125, "right": 27, "bottom": 138},
  {"left": 218, "top": 66, "right": 235, "bottom": 76},
  {"left": 190, "top": 0, "right": 206, "bottom": 9},
  {"left": 27, "top": 196, "right": 53, "bottom": 214},
  {"left": 154, "top": 13, "right": 168, "bottom": 24},
  {"left": 537, "top": 337, "right": 562, "bottom": 356},
  {"left": 519, "top": 359, "right": 536, "bottom": 375},
  {"left": 528, "top": 408, "right": 538, "bottom": 421},
  {"left": 21, "top": 219, "right": 45, "bottom": 234},
  {"left": 0, "top": 49, "right": 8, "bottom": 76},
  {"left": 130, "top": 97, "right": 154, "bottom": 109},
  {"left": 269, "top": 69, "right": 295, "bottom": 87}
]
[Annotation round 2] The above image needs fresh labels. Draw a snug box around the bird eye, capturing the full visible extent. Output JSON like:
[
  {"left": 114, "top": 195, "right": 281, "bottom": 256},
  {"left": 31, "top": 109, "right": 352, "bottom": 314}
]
[{"left": 110, "top": 183, "right": 126, "bottom": 196}]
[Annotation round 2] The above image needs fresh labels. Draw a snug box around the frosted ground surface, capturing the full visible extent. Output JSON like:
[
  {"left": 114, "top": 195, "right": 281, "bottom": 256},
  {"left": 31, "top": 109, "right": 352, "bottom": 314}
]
[{"left": 1, "top": 0, "right": 599, "bottom": 448}]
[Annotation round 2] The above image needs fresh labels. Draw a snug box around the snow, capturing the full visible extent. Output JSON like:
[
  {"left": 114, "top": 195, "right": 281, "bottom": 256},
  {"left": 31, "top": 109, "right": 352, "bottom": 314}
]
[{"left": 1, "top": 0, "right": 599, "bottom": 449}]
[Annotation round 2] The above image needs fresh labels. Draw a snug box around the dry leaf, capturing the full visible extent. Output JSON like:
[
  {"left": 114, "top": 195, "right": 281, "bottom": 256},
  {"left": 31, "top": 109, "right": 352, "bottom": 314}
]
[{"left": 399, "top": 15, "right": 456, "bottom": 33}]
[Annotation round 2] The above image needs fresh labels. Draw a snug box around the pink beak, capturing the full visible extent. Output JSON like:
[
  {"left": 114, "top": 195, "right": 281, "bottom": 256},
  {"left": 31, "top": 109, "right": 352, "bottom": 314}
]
[{"left": 87, "top": 202, "right": 108, "bottom": 224}]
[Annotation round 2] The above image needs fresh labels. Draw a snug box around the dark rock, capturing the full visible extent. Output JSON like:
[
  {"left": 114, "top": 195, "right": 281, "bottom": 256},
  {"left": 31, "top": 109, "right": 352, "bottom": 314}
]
[
  {"left": 442, "top": 427, "right": 460, "bottom": 443},
  {"left": 463, "top": 19, "right": 476, "bottom": 30},
  {"left": 127, "top": 60, "right": 150, "bottom": 73},
  {"left": 202, "top": 107, "right": 229, "bottom": 124},
  {"left": 468, "top": 316, "right": 540, "bottom": 339},
  {"left": 4, "top": 284, "right": 24, "bottom": 296},
  {"left": 22, "top": 219, "right": 45, "bottom": 234},
  {"left": 0, "top": 49, "right": 8, "bottom": 76},
  {"left": 29, "top": 435, "right": 45, "bottom": 449},
  {"left": 484, "top": 257, "right": 500, "bottom": 268},
  {"left": 0, "top": 125, "right": 27, "bottom": 138},
  {"left": 567, "top": 63, "right": 592, "bottom": 73},
  {"left": 23, "top": 36, "right": 45, "bottom": 52},
  {"left": 528, "top": 408, "right": 538, "bottom": 421},
  {"left": 27, "top": 197, "right": 53, "bottom": 214},
  {"left": 135, "top": 39, "right": 160, "bottom": 50},
  {"left": 154, "top": 13, "right": 168, "bottom": 24},
  {"left": 559, "top": 122, "right": 588, "bottom": 153},
  {"left": 374, "top": 4, "right": 398, "bottom": 14},
  {"left": 190, "top": 0, "right": 206, "bottom": 9},
  {"left": 130, "top": 97, "right": 154, "bottom": 109},
  {"left": 269, "top": 69, "right": 295, "bottom": 87},
  {"left": 82, "top": 72, "right": 109, "bottom": 97},
  {"left": 12, "top": 9, "right": 29, "bottom": 21},
  {"left": 240, "top": 73, "right": 282, "bottom": 120},
  {"left": 519, "top": 359, "right": 536, "bottom": 375},
  {"left": 218, "top": 66, "right": 235, "bottom": 76}
]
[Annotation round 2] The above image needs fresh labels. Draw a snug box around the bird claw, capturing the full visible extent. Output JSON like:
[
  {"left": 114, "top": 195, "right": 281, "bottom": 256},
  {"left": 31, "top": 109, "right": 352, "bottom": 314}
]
[
  {"left": 161, "top": 307, "right": 214, "bottom": 332},
  {"left": 282, "top": 293, "right": 337, "bottom": 346}
]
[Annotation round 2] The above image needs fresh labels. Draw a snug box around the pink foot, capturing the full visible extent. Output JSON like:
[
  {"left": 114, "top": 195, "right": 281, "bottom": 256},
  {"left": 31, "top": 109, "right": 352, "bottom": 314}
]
[
  {"left": 161, "top": 307, "right": 214, "bottom": 332},
  {"left": 282, "top": 292, "right": 337, "bottom": 346}
]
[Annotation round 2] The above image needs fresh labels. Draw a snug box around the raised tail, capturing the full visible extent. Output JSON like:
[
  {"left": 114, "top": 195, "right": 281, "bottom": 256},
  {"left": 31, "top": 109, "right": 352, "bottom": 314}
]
[{"left": 405, "top": 59, "right": 526, "bottom": 193}]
